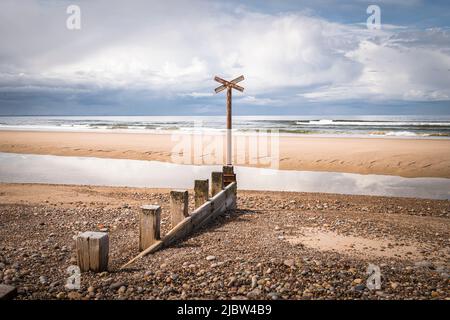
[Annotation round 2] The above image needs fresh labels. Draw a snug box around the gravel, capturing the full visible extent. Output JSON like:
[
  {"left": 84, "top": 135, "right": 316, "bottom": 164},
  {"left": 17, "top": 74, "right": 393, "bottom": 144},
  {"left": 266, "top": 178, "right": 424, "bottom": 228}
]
[{"left": 0, "top": 183, "right": 449, "bottom": 300}]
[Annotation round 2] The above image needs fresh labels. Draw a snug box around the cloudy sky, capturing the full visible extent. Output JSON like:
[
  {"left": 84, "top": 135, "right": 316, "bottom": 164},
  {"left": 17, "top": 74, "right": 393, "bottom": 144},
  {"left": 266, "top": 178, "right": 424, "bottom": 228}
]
[{"left": 0, "top": 0, "right": 449, "bottom": 116}]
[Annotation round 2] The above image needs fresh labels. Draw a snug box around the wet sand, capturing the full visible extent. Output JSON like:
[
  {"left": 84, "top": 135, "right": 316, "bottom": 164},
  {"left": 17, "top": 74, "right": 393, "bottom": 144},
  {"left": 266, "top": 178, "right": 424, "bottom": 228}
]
[{"left": 1, "top": 130, "right": 450, "bottom": 178}]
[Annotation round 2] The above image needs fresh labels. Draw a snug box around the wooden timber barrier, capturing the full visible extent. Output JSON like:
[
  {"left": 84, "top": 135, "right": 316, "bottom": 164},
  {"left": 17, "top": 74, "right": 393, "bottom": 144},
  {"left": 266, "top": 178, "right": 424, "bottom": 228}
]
[{"left": 121, "top": 180, "right": 237, "bottom": 269}]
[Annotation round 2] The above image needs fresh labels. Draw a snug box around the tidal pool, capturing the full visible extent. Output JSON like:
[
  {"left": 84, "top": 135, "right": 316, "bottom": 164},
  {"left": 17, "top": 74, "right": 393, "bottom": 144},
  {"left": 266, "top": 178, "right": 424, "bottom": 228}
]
[{"left": 0, "top": 152, "right": 449, "bottom": 200}]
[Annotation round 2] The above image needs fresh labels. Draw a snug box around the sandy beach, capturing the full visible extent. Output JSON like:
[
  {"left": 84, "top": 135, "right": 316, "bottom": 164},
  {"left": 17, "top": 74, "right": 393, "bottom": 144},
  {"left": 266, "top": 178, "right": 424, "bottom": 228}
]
[
  {"left": 0, "top": 183, "right": 448, "bottom": 300},
  {"left": 1, "top": 130, "right": 450, "bottom": 178}
]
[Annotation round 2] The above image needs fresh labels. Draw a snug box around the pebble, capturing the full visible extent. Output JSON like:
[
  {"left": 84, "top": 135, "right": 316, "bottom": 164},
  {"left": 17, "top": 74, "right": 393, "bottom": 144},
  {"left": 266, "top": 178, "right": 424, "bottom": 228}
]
[
  {"left": 390, "top": 282, "right": 399, "bottom": 290},
  {"left": 227, "top": 276, "right": 237, "bottom": 287},
  {"left": 268, "top": 292, "right": 279, "bottom": 300},
  {"left": 414, "top": 261, "right": 433, "bottom": 269},
  {"left": 109, "top": 282, "right": 126, "bottom": 290},
  {"left": 56, "top": 292, "right": 65, "bottom": 299},
  {"left": 67, "top": 291, "right": 82, "bottom": 300},
  {"left": 354, "top": 284, "right": 366, "bottom": 292},
  {"left": 251, "top": 275, "right": 258, "bottom": 289},
  {"left": 247, "top": 288, "right": 261, "bottom": 299},
  {"left": 283, "top": 259, "right": 295, "bottom": 267},
  {"left": 1, "top": 187, "right": 448, "bottom": 301},
  {"left": 302, "top": 289, "right": 313, "bottom": 297}
]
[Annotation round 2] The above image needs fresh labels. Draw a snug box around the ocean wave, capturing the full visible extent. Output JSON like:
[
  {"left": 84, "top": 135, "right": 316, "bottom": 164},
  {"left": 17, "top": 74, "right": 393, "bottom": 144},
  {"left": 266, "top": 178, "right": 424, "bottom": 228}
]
[
  {"left": 297, "top": 120, "right": 450, "bottom": 126},
  {"left": 1, "top": 116, "right": 450, "bottom": 138},
  {"left": 372, "top": 131, "right": 419, "bottom": 137}
]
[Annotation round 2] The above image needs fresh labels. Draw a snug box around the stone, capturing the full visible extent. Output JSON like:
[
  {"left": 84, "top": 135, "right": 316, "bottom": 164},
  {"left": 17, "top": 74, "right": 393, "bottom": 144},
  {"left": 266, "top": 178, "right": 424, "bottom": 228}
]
[
  {"left": 247, "top": 288, "right": 261, "bottom": 299},
  {"left": 110, "top": 281, "right": 126, "bottom": 290},
  {"left": 355, "top": 284, "right": 366, "bottom": 292},
  {"left": 268, "top": 292, "right": 279, "bottom": 300},
  {"left": 56, "top": 292, "right": 65, "bottom": 299},
  {"left": 206, "top": 255, "right": 216, "bottom": 261},
  {"left": 302, "top": 289, "right": 313, "bottom": 297},
  {"left": 414, "top": 261, "right": 433, "bottom": 269},
  {"left": 251, "top": 275, "right": 258, "bottom": 289},
  {"left": 67, "top": 291, "right": 82, "bottom": 300},
  {"left": 283, "top": 259, "right": 295, "bottom": 267},
  {"left": 227, "top": 277, "right": 237, "bottom": 287}
]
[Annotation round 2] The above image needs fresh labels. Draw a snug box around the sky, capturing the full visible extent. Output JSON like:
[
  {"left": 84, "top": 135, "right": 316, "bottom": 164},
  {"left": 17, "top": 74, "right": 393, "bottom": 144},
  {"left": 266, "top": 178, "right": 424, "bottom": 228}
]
[{"left": 0, "top": 0, "right": 449, "bottom": 116}]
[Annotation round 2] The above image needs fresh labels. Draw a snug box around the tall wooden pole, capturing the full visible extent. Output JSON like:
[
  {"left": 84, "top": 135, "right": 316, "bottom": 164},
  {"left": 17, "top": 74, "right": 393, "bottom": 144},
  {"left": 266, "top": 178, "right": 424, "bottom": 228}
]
[
  {"left": 214, "top": 75, "right": 243, "bottom": 169},
  {"left": 226, "top": 87, "right": 232, "bottom": 166}
]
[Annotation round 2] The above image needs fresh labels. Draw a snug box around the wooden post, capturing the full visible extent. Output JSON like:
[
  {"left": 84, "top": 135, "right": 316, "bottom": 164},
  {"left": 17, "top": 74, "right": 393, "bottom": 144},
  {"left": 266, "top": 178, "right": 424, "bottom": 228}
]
[
  {"left": 139, "top": 205, "right": 161, "bottom": 251},
  {"left": 194, "top": 179, "right": 209, "bottom": 209},
  {"left": 211, "top": 172, "right": 223, "bottom": 196},
  {"left": 226, "top": 87, "right": 232, "bottom": 166},
  {"left": 120, "top": 182, "right": 238, "bottom": 269},
  {"left": 223, "top": 165, "right": 236, "bottom": 186},
  {"left": 170, "top": 190, "right": 189, "bottom": 227},
  {"left": 214, "top": 75, "right": 244, "bottom": 167},
  {"left": 0, "top": 284, "right": 17, "bottom": 300},
  {"left": 76, "top": 231, "right": 109, "bottom": 272}
]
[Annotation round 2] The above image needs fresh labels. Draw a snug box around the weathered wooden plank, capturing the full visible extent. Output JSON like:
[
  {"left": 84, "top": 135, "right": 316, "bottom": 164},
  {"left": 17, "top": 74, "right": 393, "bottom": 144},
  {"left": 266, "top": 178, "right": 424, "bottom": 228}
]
[
  {"left": 121, "top": 182, "right": 237, "bottom": 269},
  {"left": 215, "top": 84, "right": 227, "bottom": 93},
  {"left": 231, "top": 75, "right": 244, "bottom": 84},
  {"left": 0, "top": 284, "right": 17, "bottom": 300},
  {"left": 76, "top": 231, "right": 108, "bottom": 272},
  {"left": 211, "top": 172, "right": 223, "bottom": 196},
  {"left": 88, "top": 233, "right": 109, "bottom": 272},
  {"left": 214, "top": 76, "right": 244, "bottom": 92},
  {"left": 139, "top": 205, "right": 161, "bottom": 251},
  {"left": 170, "top": 190, "right": 189, "bottom": 227},
  {"left": 194, "top": 179, "right": 209, "bottom": 209},
  {"left": 210, "top": 186, "right": 227, "bottom": 207},
  {"left": 163, "top": 216, "right": 193, "bottom": 246},
  {"left": 214, "top": 76, "right": 228, "bottom": 86},
  {"left": 230, "top": 83, "right": 244, "bottom": 92},
  {"left": 190, "top": 201, "right": 213, "bottom": 227},
  {"left": 120, "top": 240, "right": 163, "bottom": 269},
  {"left": 76, "top": 233, "right": 90, "bottom": 272}
]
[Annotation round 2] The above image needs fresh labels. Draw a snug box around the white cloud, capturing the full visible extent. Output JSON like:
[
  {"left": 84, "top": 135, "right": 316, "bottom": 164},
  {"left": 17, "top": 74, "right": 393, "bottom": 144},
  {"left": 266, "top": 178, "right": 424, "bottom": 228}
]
[
  {"left": 237, "top": 96, "right": 281, "bottom": 106},
  {"left": 0, "top": 0, "right": 449, "bottom": 105}
]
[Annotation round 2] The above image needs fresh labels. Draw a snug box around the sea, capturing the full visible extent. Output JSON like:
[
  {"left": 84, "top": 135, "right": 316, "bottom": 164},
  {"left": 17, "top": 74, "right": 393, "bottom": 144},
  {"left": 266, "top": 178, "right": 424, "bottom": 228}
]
[{"left": 1, "top": 115, "right": 450, "bottom": 138}]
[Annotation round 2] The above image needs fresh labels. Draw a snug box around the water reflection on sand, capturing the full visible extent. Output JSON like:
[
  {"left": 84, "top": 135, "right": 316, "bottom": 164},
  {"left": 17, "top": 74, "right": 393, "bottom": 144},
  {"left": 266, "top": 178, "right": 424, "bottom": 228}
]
[{"left": 0, "top": 152, "right": 449, "bottom": 200}]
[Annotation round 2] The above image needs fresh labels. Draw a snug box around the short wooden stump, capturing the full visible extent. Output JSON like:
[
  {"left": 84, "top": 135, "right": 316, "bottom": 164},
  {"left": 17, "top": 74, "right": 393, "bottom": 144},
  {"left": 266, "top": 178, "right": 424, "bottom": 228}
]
[{"left": 76, "top": 231, "right": 109, "bottom": 272}]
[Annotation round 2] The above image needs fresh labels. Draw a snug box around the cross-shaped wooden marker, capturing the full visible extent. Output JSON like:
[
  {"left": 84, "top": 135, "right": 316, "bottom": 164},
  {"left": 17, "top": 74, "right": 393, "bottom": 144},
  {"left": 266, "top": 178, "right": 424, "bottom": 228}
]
[{"left": 214, "top": 75, "right": 245, "bottom": 166}]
